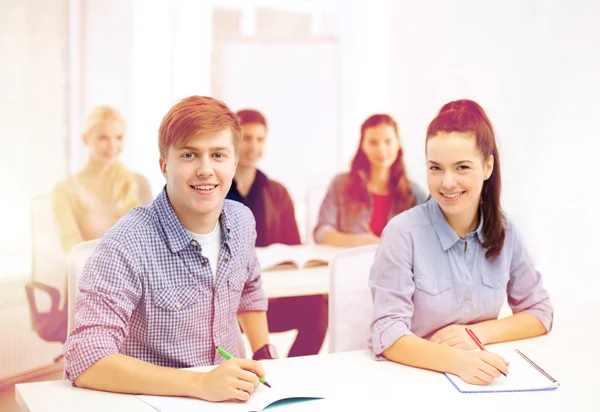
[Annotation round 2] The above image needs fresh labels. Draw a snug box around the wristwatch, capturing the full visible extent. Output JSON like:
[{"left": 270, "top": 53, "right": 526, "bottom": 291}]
[{"left": 252, "top": 344, "right": 278, "bottom": 360}]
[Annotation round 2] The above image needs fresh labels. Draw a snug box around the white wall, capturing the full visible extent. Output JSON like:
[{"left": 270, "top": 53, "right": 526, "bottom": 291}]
[
  {"left": 387, "top": 0, "right": 598, "bottom": 297},
  {"left": 72, "top": 0, "right": 215, "bottom": 195},
  {"left": 74, "top": 0, "right": 599, "bottom": 297}
]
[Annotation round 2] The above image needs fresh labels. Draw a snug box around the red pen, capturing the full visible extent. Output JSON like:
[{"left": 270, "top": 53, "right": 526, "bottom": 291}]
[{"left": 465, "top": 328, "right": 507, "bottom": 377}]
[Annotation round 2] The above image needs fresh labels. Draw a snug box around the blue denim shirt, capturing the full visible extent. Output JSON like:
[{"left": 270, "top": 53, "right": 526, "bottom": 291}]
[
  {"left": 314, "top": 172, "right": 428, "bottom": 243},
  {"left": 369, "top": 198, "right": 553, "bottom": 356}
]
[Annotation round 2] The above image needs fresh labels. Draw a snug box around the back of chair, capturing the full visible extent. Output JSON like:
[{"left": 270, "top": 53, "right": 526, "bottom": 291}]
[
  {"left": 305, "top": 184, "right": 328, "bottom": 244},
  {"left": 328, "top": 245, "right": 378, "bottom": 353},
  {"left": 67, "top": 239, "right": 101, "bottom": 335},
  {"left": 30, "top": 194, "right": 68, "bottom": 306}
]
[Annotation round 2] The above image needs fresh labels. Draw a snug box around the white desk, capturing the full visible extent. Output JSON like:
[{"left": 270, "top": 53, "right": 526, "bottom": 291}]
[
  {"left": 16, "top": 318, "right": 596, "bottom": 412},
  {"left": 261, "top": 266, "right": 328, "bottom": 298}
]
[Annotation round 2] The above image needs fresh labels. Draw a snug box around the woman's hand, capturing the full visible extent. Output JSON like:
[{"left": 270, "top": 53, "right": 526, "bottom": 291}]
[
  {"left": 453, "top": 350, "right": 510, "bottom": 385},
  {"left": 429, "top": 325, "right": 479, "bottom": 350}
]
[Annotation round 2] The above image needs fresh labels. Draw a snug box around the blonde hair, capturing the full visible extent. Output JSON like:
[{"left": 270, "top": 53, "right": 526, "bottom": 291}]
[
  {"left": 83, "top": 106, "right": 140, "bottom": 215},
  {"left": 83, "top": 105, "right": 126, "bottom": 137}
]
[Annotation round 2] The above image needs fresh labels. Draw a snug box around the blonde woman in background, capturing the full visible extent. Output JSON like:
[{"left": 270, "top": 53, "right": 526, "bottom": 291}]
[{"left": 51, "top": 106, "right": 152, "bottom": 254}]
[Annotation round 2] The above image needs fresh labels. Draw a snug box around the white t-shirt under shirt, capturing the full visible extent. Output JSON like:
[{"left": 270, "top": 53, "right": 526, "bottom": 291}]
[{"left": 186, "top": 222, "right": 222, "bottom": 281}]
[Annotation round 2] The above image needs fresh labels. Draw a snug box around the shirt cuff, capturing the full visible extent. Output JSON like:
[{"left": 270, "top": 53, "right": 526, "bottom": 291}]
[
  {"left": 523, "top": 301, "right": 554, "bottom": 332},
  {"left": 369, "top": 320, "right": 414, "bottom": 357},
  {"left": 63, "top": 337, "right": 119, "bottom": 383},
  {"left": 314, "top": 224, "right": 336, "bottom": 244}
]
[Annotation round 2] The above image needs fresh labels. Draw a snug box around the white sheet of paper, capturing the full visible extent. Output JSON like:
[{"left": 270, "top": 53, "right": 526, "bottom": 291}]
[
  {"left": 137, "top": 378, "right": 324, "bottom": 411},
  {"left": 445, "top": 349, "right": 559, "bottom": 393}
]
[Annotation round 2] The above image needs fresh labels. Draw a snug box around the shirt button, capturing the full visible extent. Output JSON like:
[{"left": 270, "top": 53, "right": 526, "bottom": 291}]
[
  {"left": 432, "top": 288, "right": 437, "bottom": 293},
  {"left": 175, "top": 302, "right": 181, "bottom": 309},
  {"left": 240, "top": 282, "right": 245, "bottom": 288},
  {"left": 224, "top": 257, "right": 229, "bottom": 263},
  {"left": 214, "top": 331, "right": 217, "bottom": 338},
  {"left": 191, "top": 240, "right": 198, "bottom": 246},
  {"left": 203, "top": 261, "right": 208, "bottom": 267},
  {"left": 497, "top": 281, "right": 502, "bottom": 286},
  {"left": 466, "top": 299, "right": 471, "bottom": 304},
  {"left": 467, "top": 249, "right": 472, "bottom": 254}
]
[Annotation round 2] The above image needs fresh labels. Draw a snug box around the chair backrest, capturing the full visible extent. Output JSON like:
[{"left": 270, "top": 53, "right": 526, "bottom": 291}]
[
  {"left": 67, "top": 239, "right": 101, "bottom": 335},
  {"left": 328, "top": 244, "right": 378, "bottom": 353},
  {"left": 304, "top": 184, "right": 328, "bottom": 244},
  {"left": 30, "top": 194, "right": 68, "bottom": 309}
]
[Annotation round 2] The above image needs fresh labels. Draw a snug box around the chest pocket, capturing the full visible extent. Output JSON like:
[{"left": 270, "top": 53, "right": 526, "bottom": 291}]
[
  {"left": 480, "top": 271, "right": 508, "bottom": 312},
  {"left": 151, "top": 286, "right": 201, "bottom": 342},
  {"left": 226, "top": 266, "right": 249, "bottom": 316},
  {"left": 481, "top": 272, "right": 507, "bottom": 290},
  {"left": 414, "top": 276, "right": 452, "bottom": 296}
]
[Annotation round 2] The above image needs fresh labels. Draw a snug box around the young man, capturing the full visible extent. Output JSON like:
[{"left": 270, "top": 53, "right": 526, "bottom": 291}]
[
  {"left": 226, "top": 109, "right": 328, "bottom": 357},
  {"left": 63, "top": 96, "right": 273, "bottom": 402}
]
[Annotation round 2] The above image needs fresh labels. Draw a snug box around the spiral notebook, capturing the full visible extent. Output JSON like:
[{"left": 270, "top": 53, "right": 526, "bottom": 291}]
[{"left": 445, "top": 349, "right": 560, "bottom": 393}]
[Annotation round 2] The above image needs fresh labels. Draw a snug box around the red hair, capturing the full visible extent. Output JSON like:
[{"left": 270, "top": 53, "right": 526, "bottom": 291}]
[{"left": 158, "top": 96, "right": 241, "bottom": 158}]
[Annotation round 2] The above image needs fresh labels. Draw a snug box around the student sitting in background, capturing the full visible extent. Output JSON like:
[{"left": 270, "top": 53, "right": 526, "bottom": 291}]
[
  {"left": 314, "top": 114, "right": 427, "bottom": 247},
  {"left": 369, "top": 99, "right": 553, "bottom": 385},
  {"left": 64, "top": 96, "right": 272, "bottom": 402},
  {"left": 51, "top": 106, "right": 152, "bottom": 254},
  {"left": 226, "top": 109, "right": 328, "bottom": 358}
]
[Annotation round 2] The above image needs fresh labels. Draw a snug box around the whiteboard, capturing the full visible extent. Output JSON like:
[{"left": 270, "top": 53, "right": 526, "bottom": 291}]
[{"left": 215, "top": 39, "right": 340, "bottom": 203}]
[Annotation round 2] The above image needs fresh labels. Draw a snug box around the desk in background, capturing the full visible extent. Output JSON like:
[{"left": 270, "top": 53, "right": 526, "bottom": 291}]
[{"left": 261, "top": 266, "right": 328, "bottom": 298}]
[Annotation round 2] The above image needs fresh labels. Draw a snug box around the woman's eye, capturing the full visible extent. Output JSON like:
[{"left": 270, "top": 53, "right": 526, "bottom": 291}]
[{"left": 429, "top": 166, "right": 440, "bottom": 171}]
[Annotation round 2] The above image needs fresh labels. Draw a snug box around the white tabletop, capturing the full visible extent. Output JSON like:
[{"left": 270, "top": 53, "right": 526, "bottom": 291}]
[
  {"left": 261, "top": 266, "right": 328, "bottom": 298},
  {"left": 16, "top": 318, "right": 597, "bottom": 412}
]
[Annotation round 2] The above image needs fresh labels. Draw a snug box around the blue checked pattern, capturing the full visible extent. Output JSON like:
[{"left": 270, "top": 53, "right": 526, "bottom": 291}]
[{"left": 63, "top": 188, "right": 268, "bottom": 382}]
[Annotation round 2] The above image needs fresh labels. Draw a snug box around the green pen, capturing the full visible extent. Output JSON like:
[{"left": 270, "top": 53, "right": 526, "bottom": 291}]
[{"left": 216, "top": 346, "right": 272, "bottom": 388}]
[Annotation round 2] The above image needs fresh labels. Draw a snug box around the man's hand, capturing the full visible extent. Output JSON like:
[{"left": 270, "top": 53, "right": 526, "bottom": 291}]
[{"left": 192, "top": 358, "right": 265, "bottom": 402}]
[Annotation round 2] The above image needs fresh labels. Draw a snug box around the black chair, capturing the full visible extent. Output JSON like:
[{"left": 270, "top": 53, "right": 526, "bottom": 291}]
[{"left": 24, "top": 281, "right": 67, "bottom": 362}]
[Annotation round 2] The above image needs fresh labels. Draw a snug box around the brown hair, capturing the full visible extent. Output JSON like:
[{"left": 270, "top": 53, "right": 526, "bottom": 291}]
[
  {"left": 158, "top": 96, "right": 241, "bottom": 158},
  {"left": 347, "top": 114, "right": 416, "bottom": 214},
  {"left": 426, "top": 99, "right": 504, "bottom": 260},
  {"left": 236, "top": 109, "right": 267, "bottom": 129}
]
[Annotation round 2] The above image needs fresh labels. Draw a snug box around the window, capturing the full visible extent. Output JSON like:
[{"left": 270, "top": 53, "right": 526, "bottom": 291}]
[{"left": 0, "top": 0, "right": 69, "bottom": 282}]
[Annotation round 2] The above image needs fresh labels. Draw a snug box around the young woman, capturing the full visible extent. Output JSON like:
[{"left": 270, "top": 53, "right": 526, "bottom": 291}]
[
  {"left": 369, "top": 100, "right": 553, "bottom": 385},
  {"left": 51, "top": 106, "right": 152, "bottom": 254},
  {"left": 314, "top": 114, "right": 427, "bottom": 247}
]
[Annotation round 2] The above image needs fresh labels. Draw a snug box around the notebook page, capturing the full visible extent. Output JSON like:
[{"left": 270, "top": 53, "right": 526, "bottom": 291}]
[
  {"left": 136, "top": 372, "right": 325, "bottom": 411},
  {"left": 445, "top": 349, "right": 559, "bottom": 393}
]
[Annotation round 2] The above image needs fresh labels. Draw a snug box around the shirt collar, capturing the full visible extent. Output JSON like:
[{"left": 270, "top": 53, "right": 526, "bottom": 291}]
[
  {"left": 155, "top": 186, "right": 232, "bottom": 254},
  {"left": 427, "top": 198, "right": 485, "bottom": 251}
]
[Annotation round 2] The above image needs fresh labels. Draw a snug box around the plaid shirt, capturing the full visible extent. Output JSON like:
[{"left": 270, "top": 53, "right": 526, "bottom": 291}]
[{"left": 63, "top": 188, "right": 268, "bottom": 382}]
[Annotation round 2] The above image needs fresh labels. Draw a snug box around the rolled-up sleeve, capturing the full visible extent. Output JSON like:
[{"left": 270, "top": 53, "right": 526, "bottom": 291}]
[
  {"left": 314, "top": 178, "right": 340, "bottom": 243},
  {"left": 507, "top": 223, "right": 554, "bottom": 332},
  {"left": 368, "top": 227, "right": 416, "bottom": 356},
  {"left": 238, "top": 226, "right": 268, "bottom": 313},
  {"left": 63, "top": 238, "right": 141, "bottom": 382}
]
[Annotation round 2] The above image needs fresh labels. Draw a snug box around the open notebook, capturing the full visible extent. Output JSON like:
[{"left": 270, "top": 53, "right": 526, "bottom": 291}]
[
  {"left": 445, "top": 348, "right": 559, "bottom": 393},
  {"left": 255, "top": 244, "right": 342, "bottom": 271},
  {"left": 137, "top": 380, "right": 324, "bottom": 411}
]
